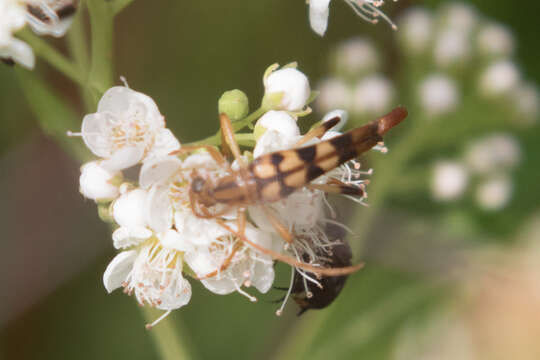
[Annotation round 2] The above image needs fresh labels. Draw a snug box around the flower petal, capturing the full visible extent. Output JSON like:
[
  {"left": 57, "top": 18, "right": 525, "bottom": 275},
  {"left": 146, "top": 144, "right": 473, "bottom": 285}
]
[
  {"left": 101, "top": 145, "right": 145, "bottom": 171},
  {"left": 309, "top": 0, "right": 331, "bottom": 36},
  {"left": 112, "top": 226, "right": 152, "bottom": 249},
  {"left": 139, "top": 156, "right": 182, "bottom": 189},
  {"left": 103, "top": 250, "right": 137, "bottom": 293}
]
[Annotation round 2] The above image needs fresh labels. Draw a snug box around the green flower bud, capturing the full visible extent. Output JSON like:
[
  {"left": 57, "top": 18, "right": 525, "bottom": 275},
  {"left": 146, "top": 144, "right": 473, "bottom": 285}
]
[{"left": 218, "top": 89, "right": 249, "bottom": 121}]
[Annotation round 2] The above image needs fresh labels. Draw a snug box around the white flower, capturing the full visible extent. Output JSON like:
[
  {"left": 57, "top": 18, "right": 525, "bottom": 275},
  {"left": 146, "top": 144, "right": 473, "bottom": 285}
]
[
  {"left": 309, "top": 0, "right": 331, "bottom": 36},
  {"left": 315, "top": 78, "right": 351, "bottom": 113},
  {"left": 0, "top": 0, "right": 35, "bottom": 69},
  {"left": 434, "top": 28, "right": 471, "bottom": 67},
  {"left": 440, "top": 3, "right": 478, "bottom": 33},
  {"left": 398, "top": 8, "right": 433, "bottom": 54},
  {"left": 479, "top": 60, "right": 520, "bottom": 97},
  {"left": 103, "top": 240, "right": 192, "bottom": 310},
  {"left": 512, "top": 82, "right": 539, "bottom": 123},
  {"left": 418, "top": 74, "right": 459, "bottom": 117},
  {"left": 81, "top": 86, "right": 180, "bottom": 171},
  {"left": 25, "top": 0, "right": 77, "bottom": 37},
  {"left": 184, "top": 223, "right": 275, "bottom": 299},
  {"left": 465, "top": 134, "right": 521, "bottom": 174},
  {"left": 79, "top": 161, "right": 121, "bottom": 201},
  {"left": 112, "top": 189, "right": 152, "bottom": 249},
  {"left": 254, "top": 110, "right": 300, "bottom": 141},
  {"left": 476, "top": 23, "right": 514, "bottom": 58},
  {"left": 431, "top": 161, "right": 469, "bottom": 201},
  {"left": 334, "top": 37, "right": 379, "bottom": 75},
  {"left": 264, "top": 67, "right": 311, "bottom": 111},
  {"left": 352, "top": 74, "right": 395, "bottom": 116},
  {"left": 476, "top": 176, "right": 512, "bottom": 211}
]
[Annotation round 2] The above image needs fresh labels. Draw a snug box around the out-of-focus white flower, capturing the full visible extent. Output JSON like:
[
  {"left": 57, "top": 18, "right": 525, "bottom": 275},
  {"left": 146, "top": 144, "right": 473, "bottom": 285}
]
[
  {"left": 431, "top": 161, "right": 469, "bottom": 201},
  {"left": 185, "top": 224, "right": 275, "bottom": 300},
  {"left": 79, "top": 160, "right": 121, "bottom": 201},
  {"left": 475, "top": 175, "right": 512, "bottom": 210},
  {"left": 419, "top": 74, "right": 459, "bottom": 117},
  {"left": 112, "top": 189, "right": 152, "bottom": 249},
  {"left": 254, "top": 110, "right": 300, "bottom": 141},
  {"left": 264, "top": 67, "right": 311, "bottom": 111},
  {"left": 476, "top": 23, "right": 514, "bottom": 58},
  {"left": 103, "top": 239, "right": 192, "bottom": 311},
  {"left": 0, "top": 0, "right": 35, "bottom": 69},
  {"left": 334, "top": 37, "right": 379, "bottom": 75},
  {"left": 352, "top": 74, "right": 394, "bottom": 116},
  {"left": 315, "top": 78, "right": 351, "bottom": 113},
  {"left": 479, "top": 60, "right": 520, "bottom": 96},
  {"left": 322, "top": 109, "right": 348, "bottom": 131},
  {"left": 440, "top": 3, "right": 478, "bottom": 33},
  {"left": 309, "top": 0, "right": 331, "bottom": 36},
  {"left": 398, "top": 8, "right": 434, "bottom": 54},
  {"left": 81, "top": 86, "right": 180, "bottom": 171},
  {"left": 465, "top": 134, "right": 521, "bottom": 174},
  {"left": 512, "top": 82, "right": 539, "bottom": 122},
  {"left": 25, "top": 0, "right": 78, "bottom": 37},
  {"left": 434, "top": 28, "right": 471, "bottom": 67}
]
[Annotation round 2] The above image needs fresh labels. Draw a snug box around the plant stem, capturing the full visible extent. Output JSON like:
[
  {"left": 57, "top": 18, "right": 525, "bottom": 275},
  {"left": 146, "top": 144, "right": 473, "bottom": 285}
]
[
  {"left": 112, "top": 0, "right": 136, "bottom": 14},
  {"left": 87, "top": 0, "right": 115, "bottom": 103},
  {"left": 142, "top": 308, "right": 194, "bottom": 360},
  {"left": 17, "top": 29, "right": 86, "bottom": 87}
]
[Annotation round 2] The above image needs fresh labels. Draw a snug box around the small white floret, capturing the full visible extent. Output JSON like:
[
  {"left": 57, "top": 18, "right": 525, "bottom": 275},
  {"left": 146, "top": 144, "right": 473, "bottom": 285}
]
[
  {"left": 0, "top": 0, "right": 35, "bottom": 68},
  {"left": 254, "top": 111, "right": 300, "bottom": 140},
  {"left": 434, "top": 28, "right": 470, "bottom": 67},
  {"left": 479, "top": 60, "right": 520, "bottom": 97},
  {"left": 335, "top": 37, "right": 379, "bottom": 75},
  {"left": 419, "top": 74, "right": 459, "bottom": 117},
  {"left": 476, "top": 176, "right": 512, "bottom": 211},
  {"left": 398, "top": 8, "right": 433, "bottom": 54},
  {"left": 79, "top": 161, "right": 121, "bottom": 201},
  {"left": 465, "top": 134, "right": 521, "bottom": 174},
  {"left": 315, "top": 78, "right": 351, "bottom": 113},
  {"left": 476, "top": 23, "right": 514, "bottom": 58},
  {"left": 431, "top": 161, "right": 469, "bottom": 201},
  {"left": 352, "top": 74, "right": 395, "bottom": 116},
  {"left": 264, "top": 68, "right": 311, "bottom": 111}
]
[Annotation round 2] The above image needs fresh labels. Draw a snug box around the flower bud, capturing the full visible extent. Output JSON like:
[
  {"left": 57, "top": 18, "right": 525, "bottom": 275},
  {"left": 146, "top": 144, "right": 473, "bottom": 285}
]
[
  {"left": 79, "top": 161, "right": 121, "bottom": 201},
  {"left": 476, "top": 176, "right": 512, "bottom": 211},
  {"left": 431, "top": 161, "right": 469, "bottom": 201},
  {"left": 218, "top": 89, "right": 249, "bottom": 121},
  {"left": 254, "top": 111, "right": 300, "bottom": 141},
  {"left": 418, "top": 74, "right": 459, "bottom": 117},
  {"left": 476, "top": 23, "right": 514, "bottom": 59},
  {"left": 398, "top": 8, "right": 433, "bottom": 55},
  {"left": 263, "top": 67, "right": 310, "bottom": 111},
  {"left": 352, "top": 74, "right": 395, "bottom": 116},
  {"left": 479, "top": 60, "right": 520, "bottom": 97}
]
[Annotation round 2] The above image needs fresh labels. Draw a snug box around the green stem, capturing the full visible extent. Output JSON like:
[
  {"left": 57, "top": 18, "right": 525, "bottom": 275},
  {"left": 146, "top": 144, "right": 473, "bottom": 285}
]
[
  {"left": 189, "top": 107, "right": 266, "bottom": 146},
  {"left": 112, "top": 0, "right": 136, "bottom": 14},
  {"left": 87, "top": 0, "right": 115, "bottom": 103},
  {"left": 141, "top": 308, "right": 194, "bottom": 360},
  {"left": 17, "top": 29, "right": 86, "bottom": 87}
]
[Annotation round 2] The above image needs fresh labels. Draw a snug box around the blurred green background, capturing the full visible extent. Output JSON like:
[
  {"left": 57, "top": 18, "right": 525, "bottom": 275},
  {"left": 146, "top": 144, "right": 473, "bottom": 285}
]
[{"left": 1, "top": 0, "right": 539, "bottom": 359}]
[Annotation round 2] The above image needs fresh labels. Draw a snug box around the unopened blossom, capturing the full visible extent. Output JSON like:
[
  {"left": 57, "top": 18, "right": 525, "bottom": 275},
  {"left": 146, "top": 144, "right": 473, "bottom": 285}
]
[
  {"left": 79, "top": 161, "right": 121, "bottom": 201},
  {"left": 352, "top": 74, "right": 395, "bottom": 116},
  {"left": 81, "top": 86, "right": 180, "bottom": 171},
  {"left": 264, "top": 67, "right": 311, "bottom": 111},
  {"left": 315, "top": 78, "right": 351, "bottom": 113},
  {"left": 398, "top": 8, "right": 433, "bottom": 54},
  {"left": 431, "top": 161, "right": 469, "bottom": 201},
  {"left": 0, "top": 0, "right": 34, "bottom": 68},
  {"left": 512, "top": 82, "right": 539, "bottom": 123},
  {"left": 419, "top": 74, "right": 459, "bottom": 117},
  {"left": 464, "top": 134, "right": 521, "bottom": 174},
  {"left": 334, "top": 38, "right": 379, "bottom": 76},
  {"left": 254, "top": 110, "right": 300, "bottom": 141},
  {"left": 112, "top": 188, "right": 153, "bottom": 249},
  {"left": 475, "top": 175, "right": 512, "bottom": 211},
  {"left": 308, "top": 0, "right": 398, "bottom": 37},
  {"left": 476, "top": 23, "right": 514, "bottom": 58},
  {"left": 478, "top": 60, "right": 520, "bottom": 97}
]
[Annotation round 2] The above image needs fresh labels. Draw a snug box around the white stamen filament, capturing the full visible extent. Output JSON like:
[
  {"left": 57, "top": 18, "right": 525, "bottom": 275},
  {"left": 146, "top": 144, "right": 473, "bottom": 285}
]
[
  {"left": 276, "top": 266, "right": 296, "bottom": 316},
  {"left": 145, "top": 309, "right": 172, "bottom": 330}
]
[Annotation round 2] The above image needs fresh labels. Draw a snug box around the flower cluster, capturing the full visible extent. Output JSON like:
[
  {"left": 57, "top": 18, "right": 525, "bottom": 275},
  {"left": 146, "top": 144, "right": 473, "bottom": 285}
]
[
  {"left": 308, "top": 0, "right": 399, "bottom": 37},
  {"left": 0, "top": 0, "right": 77, "bottom": 68},
  {"left": 315, "top": 2, "right": 538, "bottom": 212},
  {"left": 76, "top": 64, "right": 372, "bottom": 327}
]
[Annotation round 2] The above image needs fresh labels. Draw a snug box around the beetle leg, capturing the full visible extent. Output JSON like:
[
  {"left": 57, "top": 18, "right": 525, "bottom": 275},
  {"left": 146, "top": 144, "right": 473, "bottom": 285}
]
[
  {"left": 259, "top": 205, "right": 295, "bottom": 244},
  {"left": 220, "top": 113, "right": 248, "bottom": 169},
  {"left": 170, "top": 145, "right": 228, "bottom": 166}
]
